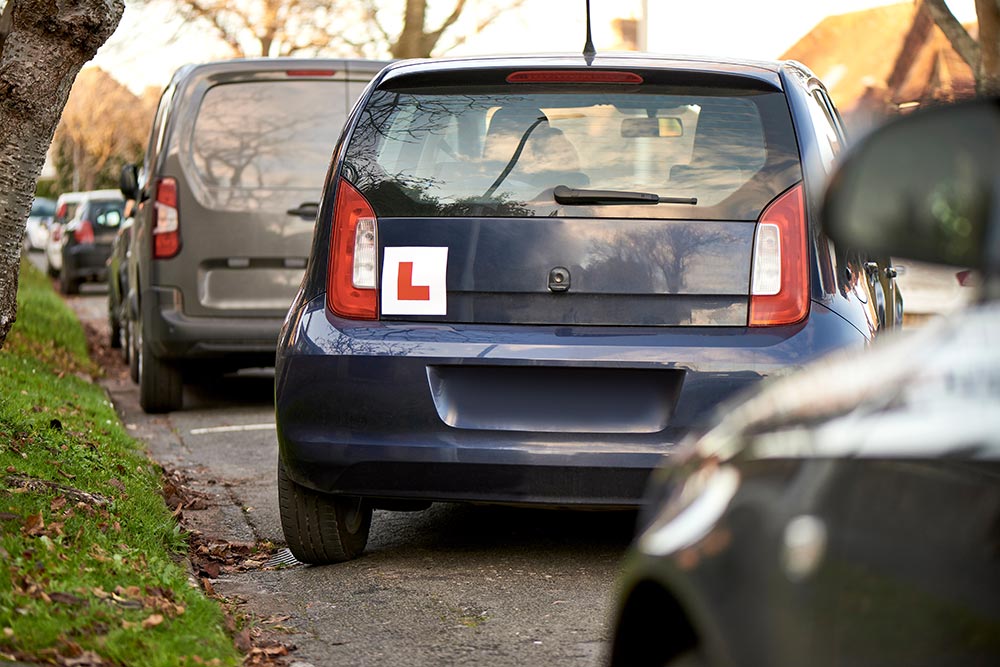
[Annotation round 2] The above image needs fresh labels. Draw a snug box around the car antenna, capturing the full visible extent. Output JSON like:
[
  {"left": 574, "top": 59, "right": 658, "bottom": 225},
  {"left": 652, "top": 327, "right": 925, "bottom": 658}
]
[{"left": 583, "top": 0, "right": 596, "bottom": 65}]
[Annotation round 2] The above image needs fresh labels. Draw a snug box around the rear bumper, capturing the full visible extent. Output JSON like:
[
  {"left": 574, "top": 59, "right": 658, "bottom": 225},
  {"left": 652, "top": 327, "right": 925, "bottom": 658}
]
[
  {"left": 63, "top": 244, "right": 111, "bottom": 281},
  {"left": 144, "top": 286, "right": 283, "bottom": 364},
  {"left": 276, "top": 295, "right": 867, "bottom": 507}
]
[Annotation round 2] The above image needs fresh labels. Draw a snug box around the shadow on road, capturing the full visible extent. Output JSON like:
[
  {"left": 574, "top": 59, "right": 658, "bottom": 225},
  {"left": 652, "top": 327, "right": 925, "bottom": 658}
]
[
  {"left": 367, "top": 503, "right": 639, "bottom": 561},
  {"left": 182, "top": 369, "right": 276, "bottom": 410}
]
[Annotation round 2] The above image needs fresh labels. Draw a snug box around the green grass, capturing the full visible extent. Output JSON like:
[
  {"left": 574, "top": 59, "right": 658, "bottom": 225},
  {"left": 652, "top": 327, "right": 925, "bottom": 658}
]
[{"left": 0, "top": 260, "right": 241, "bottom": 666}]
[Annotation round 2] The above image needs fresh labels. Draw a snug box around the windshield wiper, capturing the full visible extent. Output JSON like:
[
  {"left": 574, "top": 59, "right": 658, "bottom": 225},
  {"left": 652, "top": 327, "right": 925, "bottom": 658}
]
[{"left": 553, "top": 185, "right": 697, "bottom": 206}]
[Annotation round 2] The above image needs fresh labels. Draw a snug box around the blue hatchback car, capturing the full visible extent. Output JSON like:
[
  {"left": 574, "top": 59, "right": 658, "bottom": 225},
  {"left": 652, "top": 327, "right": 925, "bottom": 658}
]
[{"left": 275, "top": 54, "right": 899, "bottom": 562}]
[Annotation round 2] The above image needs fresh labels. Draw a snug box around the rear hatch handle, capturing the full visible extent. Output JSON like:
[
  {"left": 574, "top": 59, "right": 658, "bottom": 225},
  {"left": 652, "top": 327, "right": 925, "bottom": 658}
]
[
  {"left": 287, "top": 202, "right": 320, "bottom": 220},
  {"left": 553, "top": 185, "right": 697, "bottom": 206}
]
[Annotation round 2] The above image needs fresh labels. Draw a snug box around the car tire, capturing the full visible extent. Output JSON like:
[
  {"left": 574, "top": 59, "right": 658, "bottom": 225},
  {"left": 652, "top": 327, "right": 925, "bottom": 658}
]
[
  {"left": 278, "top": 459, "right": 371, "bottom": 564},
  {"left": 137, "top": 317, "right": 182, "bottom": 413},
  {"left": 59, "top": 270, "right": 79, "bottom": 295},
  {"left": 667, "top": 651, "right": 709, "bottom": 667},
  {"left": 128, "top": 316, "right": 139, "bottom": 383},
  {"left": 108, "top": 305, "right": 122, "bottom": 350}
]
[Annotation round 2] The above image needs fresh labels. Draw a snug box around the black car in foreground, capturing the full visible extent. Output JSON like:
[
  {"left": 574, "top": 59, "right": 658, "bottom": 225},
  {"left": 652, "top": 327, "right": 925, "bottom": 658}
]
[
  {"left": 608, "top": 99, "right": 1000, "bottom": 667},
  {"left": 274, "top": 53, "right": 903, "bottom": 563}
]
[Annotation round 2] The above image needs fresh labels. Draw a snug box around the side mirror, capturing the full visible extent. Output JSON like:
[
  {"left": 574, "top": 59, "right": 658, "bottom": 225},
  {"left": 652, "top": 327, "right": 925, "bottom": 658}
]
[
  {"left": 119, "top": 164, "right": 140, "bottom": 201},
  {"left": 822, "top": 99, "right": 1000, "bottom": 271}
]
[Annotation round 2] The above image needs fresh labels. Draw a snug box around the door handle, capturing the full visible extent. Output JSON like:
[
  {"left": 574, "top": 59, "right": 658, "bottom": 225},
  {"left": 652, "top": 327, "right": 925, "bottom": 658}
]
[{"left": 287, "top": 202, "right": 319, "bottom": 220}]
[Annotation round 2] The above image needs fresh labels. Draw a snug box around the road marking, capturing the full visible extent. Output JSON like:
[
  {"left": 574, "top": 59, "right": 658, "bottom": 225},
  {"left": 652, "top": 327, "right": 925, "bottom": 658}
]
[{"left": 189, "top": 423, "right": 275, "bottom": 435}]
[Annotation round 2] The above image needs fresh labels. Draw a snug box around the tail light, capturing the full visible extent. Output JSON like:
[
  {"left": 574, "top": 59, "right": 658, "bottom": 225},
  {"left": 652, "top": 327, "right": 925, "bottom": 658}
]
[
  {"left": 153, "top": 177, "right": 180, "bottom": 259},
  {"left": 749, "top": 183, "right": 809, "bottom": 327},
  {"left": 327, "top": 179, "right": 378, "bottom": 320},
  {"left": 73, "top": 220, "right": 95, "bottom": 244}
]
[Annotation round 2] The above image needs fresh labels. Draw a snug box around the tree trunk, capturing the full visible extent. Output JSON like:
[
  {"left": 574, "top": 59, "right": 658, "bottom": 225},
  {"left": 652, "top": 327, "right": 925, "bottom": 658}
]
[
  {"left": 391, "top": 0, "right": 428, "bottom": 58},
  {"left": 977, "top": 0, "right": 1000, "bottom": 95},
  {"left": 0, "top": 0, "right": 124, "bottom": 347},
  {"left": 390, "top": 0, "right": 468, "bottom": 59}
]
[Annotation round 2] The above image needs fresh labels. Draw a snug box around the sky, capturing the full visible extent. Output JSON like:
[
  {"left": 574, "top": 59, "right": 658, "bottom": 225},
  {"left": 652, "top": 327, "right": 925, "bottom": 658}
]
[{"left": 93, "top": 0, "right": 979, "bottom": 95}]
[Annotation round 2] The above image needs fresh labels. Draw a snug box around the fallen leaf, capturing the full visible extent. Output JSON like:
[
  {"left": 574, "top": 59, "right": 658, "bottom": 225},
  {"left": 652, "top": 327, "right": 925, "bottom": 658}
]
[
  {"left": 141, "top": 614, "right": 164, "bottom": 629},
  {"left": 108, "top": 479, "right": 126, "bottom": 493},
  {"left": 23, "top": 513, "right": 44, "bottom": 536},
  {"left": 234, "top": 628, "right": 252, "bottom": 652}
]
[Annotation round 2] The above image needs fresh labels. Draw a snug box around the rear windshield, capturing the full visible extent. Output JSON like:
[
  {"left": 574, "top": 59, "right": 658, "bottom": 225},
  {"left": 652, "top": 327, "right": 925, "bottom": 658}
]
[
  {"left": 31, "top": 199, "right": 55, "bottom": 218},
  {"left": 345, "top": 83, "right": 801, "bottom": 220},
  {"left": 188, "top": 80, "right": 346, "bottom": 204},
  {"left": 89, "top": 200, "right": 125, "bottom": 228}
]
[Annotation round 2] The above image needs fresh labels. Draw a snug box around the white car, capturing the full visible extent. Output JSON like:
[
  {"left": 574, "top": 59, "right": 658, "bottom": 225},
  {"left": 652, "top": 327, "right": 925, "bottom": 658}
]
[
  {"left": 45, "top": 191, "right": 88, "bottom": 276},
  {"left": 24, "top": 197, "right": 55, "bottom": 251}
]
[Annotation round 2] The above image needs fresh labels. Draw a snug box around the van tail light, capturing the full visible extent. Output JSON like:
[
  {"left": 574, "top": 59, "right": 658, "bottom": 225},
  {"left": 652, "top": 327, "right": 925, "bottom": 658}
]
[
  {"left": 327, "top": 179, "right": 378, "bottom": 320},
  {"left": 749, "top": 183, "right": 809, "bottom": 327},
  {"left": 152, "top": 177, "right": 180, "bottom": 259},
  {"left": 74, "top": 220, "right": 95, "bottom": 244}
]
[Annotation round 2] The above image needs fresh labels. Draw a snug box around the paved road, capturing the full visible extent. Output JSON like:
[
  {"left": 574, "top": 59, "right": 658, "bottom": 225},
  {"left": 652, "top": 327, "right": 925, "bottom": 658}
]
[{"left": 41, "top": 258, "right": 635, "bottom": 667}]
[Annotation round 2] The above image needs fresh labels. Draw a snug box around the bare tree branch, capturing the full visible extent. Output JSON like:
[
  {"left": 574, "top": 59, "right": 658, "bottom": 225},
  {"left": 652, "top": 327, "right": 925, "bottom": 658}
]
[
  {"left": 439, "top": 0, "right": 526, "bottom": 54},
  {"left": 921, "top": 0, "right": 980, "bottom": 70}
]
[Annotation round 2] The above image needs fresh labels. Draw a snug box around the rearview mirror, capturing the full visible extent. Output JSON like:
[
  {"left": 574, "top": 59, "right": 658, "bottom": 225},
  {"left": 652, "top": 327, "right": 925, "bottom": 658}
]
[
  {"left": 823, "top": 99, "right": 1000, "bottom": 271},
  {"left": 119, "top": 164, "right": 140, "bottom": 202},
  {"left": 621, "top": 117, "right": 683, "bottom": 138}
]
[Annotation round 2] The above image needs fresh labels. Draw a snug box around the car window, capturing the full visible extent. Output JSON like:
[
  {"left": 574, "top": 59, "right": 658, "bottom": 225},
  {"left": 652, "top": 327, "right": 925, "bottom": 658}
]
[
  {"left": 31, "top": 199, "right": 55, "bottom": 217},
  {"left": 91, "top": 200, "right": 125, "bottom": 227},
  {"left": 187, "top": 80, "right": 347, "bottom": 208},
  {"left": 345, "top": 84, "right": 801, "bottom": 220},
  {"left": 806, "top": 89, "right": 843, "bottom": 174},
  {"left": 55, "top": 202, "right": 79, "bottom": 224}
]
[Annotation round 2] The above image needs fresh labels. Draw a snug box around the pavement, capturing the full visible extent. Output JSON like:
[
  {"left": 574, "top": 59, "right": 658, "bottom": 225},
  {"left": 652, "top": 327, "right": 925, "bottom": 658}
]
[{"left": 30, "top": 252, "right": 635, "bottom": 667}]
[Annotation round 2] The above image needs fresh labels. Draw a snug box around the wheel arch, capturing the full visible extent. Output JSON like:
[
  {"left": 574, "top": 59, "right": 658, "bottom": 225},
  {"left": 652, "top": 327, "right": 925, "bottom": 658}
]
[{"left": 608, "top": 578, "right": 702, "bottom": 667}]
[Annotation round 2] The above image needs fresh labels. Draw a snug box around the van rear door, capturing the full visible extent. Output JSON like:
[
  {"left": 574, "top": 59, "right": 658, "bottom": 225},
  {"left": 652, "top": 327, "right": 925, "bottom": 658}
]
[{"left": 164, "top": 63, "right": 383, "bottom": 318}]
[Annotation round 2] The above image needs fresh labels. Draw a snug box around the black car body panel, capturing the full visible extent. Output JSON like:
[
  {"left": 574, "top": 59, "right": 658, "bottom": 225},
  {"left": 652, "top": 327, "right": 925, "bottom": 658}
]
[{"left": 611, "top": 305, "right": 1000, "bottom": 666}]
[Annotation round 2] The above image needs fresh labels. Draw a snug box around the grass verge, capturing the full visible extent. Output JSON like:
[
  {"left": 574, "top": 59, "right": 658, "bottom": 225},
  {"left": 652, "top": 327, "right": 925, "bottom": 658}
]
[{"left": 0, "top": 260, "right": 241, "bottom": 666}]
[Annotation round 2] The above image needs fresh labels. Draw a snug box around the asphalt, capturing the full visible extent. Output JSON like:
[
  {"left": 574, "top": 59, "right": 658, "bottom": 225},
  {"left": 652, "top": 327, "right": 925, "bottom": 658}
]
[{"left": 33, "top": 255, "right": 636, "bottom": 667}]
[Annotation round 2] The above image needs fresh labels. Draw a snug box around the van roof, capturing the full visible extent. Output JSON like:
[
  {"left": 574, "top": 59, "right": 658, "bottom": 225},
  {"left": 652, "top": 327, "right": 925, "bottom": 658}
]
[{"left": 168, "top": 57, "right": 392, "bottom": 87}]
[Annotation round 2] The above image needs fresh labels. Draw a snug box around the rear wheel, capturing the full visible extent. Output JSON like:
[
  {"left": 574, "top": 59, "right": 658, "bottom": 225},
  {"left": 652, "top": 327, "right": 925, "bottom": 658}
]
[
  {"left": 137, "top": 316, "right": 182, "bottom": 413},
  {"left": 666, "top": 652, "right": 708, "bottom": 667},
  {"left": 127, "top": 317, "right": 139, "bottom": 383},
  {"left": 108, "top": 299, "right": 122, "bottom": 349},
  {"left": 277, "top": 459, "right": 371, "bottom": 563},
  {"left": 59, "top": 268, "right": 78, "bottom": 295}
]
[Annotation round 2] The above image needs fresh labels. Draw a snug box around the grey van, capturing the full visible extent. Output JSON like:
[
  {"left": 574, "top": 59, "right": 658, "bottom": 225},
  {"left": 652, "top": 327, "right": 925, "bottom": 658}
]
[{"left": 120, "top": 58, "right": 387, "bottom": 413}]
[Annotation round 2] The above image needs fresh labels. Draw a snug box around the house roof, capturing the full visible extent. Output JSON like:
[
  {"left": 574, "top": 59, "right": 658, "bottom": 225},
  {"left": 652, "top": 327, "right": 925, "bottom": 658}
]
[{"left": 781, "top": 1, "right": 976, "bottom": 113}]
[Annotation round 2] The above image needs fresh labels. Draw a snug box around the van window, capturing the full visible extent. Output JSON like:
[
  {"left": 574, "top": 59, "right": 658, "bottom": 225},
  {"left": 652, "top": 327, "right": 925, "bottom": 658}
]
[
  {"left": 188, "top": 80, "right": 347, "bottom": 208},
  {"left": 345, "top": 85, "right": 801, "bottom": 220}
]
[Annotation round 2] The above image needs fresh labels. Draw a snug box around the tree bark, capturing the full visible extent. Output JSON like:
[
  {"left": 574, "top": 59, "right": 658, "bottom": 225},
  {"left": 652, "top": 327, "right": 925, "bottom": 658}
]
[
  {"left": 923, "top": 0, "right": 1000, "bottom": 95},
  {"left": 0, "top": 0, "right": 124, "bottom": 347},
  {"left": 391, "top": 0, "right": 468, "bottom": 58},
  {"left": 976, "top": 0, "right": 1000, "bottom": 95}
]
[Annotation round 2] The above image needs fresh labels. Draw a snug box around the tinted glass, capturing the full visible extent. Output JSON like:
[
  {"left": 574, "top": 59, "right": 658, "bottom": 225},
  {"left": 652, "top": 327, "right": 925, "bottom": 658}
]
[
  {"left": 31, "top": 199, "right": 55, "bottom": 217},
  {"left": 190, "top": 80, "right": 344, "bottom": 194},
  {"left": 89, "top": 200, "right": 125, "bottom": 227},
  {"left": 345, "top": 84, "right": 800, "bottom": 220}
]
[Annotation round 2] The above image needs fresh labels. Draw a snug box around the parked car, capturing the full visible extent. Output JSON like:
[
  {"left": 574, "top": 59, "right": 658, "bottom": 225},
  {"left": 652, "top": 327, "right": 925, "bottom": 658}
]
[
  {"left": 57, "top": 189, "right": 124, "bottom": 295},
  {"left": 24, "top": 196, "right": 55, "bottom": 251},
  {"left": 107, "top": 196, "right": 136, "bottom": 364},
  {"left": 273, "top": 53, "right": 902, "bottom": 564},
  {"left": 118, "top": 58, "right": 388, "bottom": 413},
  {"left": 608, "top": 99, "right": 1000, "bottom": 667},
  {"left": 45, "top": 191, "right": 86, "bottom": 277}
]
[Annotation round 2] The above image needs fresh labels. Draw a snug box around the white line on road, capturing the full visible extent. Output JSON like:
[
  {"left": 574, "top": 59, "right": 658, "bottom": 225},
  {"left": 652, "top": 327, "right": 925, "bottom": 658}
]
[{"left": 189, "top": 423, "right": 276, "bottom": 435}]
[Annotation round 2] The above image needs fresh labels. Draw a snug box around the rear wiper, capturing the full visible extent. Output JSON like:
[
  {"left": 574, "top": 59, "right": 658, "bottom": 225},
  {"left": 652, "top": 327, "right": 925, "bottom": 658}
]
[{"left": 553, "top": 185, "right": 697, "bottom": 206}]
